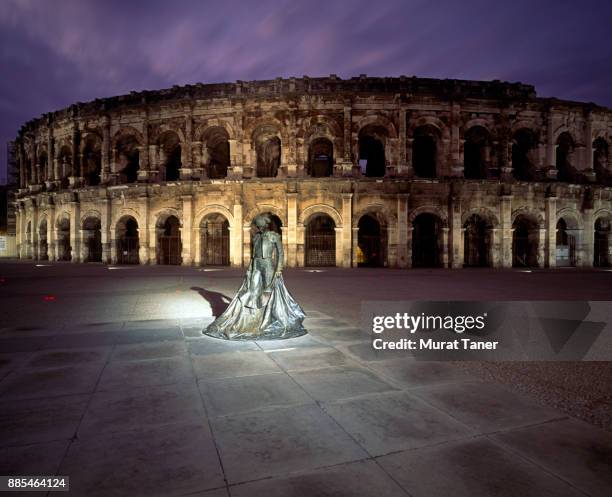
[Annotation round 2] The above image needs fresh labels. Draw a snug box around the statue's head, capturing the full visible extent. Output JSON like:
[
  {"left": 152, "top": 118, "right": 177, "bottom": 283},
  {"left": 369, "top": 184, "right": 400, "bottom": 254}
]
[{"left": 254, "top": 214, "right": 271, "bottom": 231}]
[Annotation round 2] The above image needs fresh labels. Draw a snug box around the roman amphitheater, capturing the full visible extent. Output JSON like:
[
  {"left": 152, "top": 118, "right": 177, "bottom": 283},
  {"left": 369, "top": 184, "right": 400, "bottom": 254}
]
[{"left": 11, "top": 75, "right": 612, "bottom": 269}]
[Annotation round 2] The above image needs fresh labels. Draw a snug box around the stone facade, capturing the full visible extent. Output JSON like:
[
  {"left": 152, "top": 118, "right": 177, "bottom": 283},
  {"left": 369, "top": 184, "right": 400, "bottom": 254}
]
[{"left": 11, "top": 75, "right": 612, "bottom": 268}]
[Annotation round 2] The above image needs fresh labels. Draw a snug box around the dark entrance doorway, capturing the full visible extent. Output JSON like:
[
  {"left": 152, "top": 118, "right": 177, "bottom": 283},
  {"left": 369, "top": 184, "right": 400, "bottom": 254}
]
[
  {"left": 512, "top": 215, "right": 539, "bottom": 267},
  {"left": 83, "top": 217, "right": 102, "bottom": 262},
  {"left": 412, "top": 213, "right": 441, "bottom": 267},
  {"left": 464, "top": 215, "right": 490, "bottom": 267},
  {"left": 57, "top": 217, "right": 71, "bottom": 261},
  {"left": 39, "top": 219, "right": 48, "bottom": 261},
  {"left": 357, "top": 214, "right": 386, "bottom": 267},
  {"left": 116, "top": 217, "right": 139, "bottom": 264},
  {"left": 594, "top": 218, "right": 610, "bottom": 267},
  {"left": 308, "top": 138, "right": 333, "bottom": 177},
  {"left": 305, "top": 214, "right": 336, "bottom": 266},
  {"left": 556, "top": 218, "right": 576, "bottom": 267},
  {"left": 201, "top": 214, "right": 230, "bottom": 266},
  {"left": 157, "top": 215, "right": 182, "bottom": 265}
]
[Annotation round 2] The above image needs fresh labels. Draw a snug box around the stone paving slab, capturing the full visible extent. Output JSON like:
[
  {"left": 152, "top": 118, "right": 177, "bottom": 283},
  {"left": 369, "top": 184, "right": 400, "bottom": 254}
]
[
  {"left": 377, "top": 436, "right": 585, "bottom": 497},
  {"left": 187, "top": 336, "right": 260, "bottom": 355},
  {"left": 24, "top": 347, "right": 112, "bottom": 368},
  {"left": 289, "top": 365, "right": 398, "bottom": 401},
  {"left": 267, "top": 346, "right": 358, "bottom": 371},
  {"left": 97, "top": 355, "right": 194, "bottom": 392},
  {"left": 255, "top": 333, "right": 324, "bottom": 350},
  {"left": 411, "top": 380, "right": 565, "bottom": 433},
  {"left": 0, "top": 441, "right": 71, "bottom": 497},
  {"left": 110, "top": 340, "right": 187, "bottom": 361},
  {"left": 59, "top": 422, "right": 224, "bottom": 497},
  {"left": 0, "top": 393, "right": 88, "bottom": 447},
  {"left": 191, "top": 350, "right": 283, "bottom": 380},
  {"left": 491, "top": 418, "right": 612, "bottom": 497},
  {"left": 199, "top": 373, "right": 313, "bottom": 417},
  {"left": 0, "top": 364, "right": 103, "bottom": 400},
  {"left": 79, "top": 381, "right": 206, "bottom": 438},
  {"left": 211, "top": 404, "right": 368, "bottom": 484},
  {"left": 342, "top": 341, "right": 413, "bottom": 362},
  {"left": 367, "top": 358, "right": 473, "bottom": 387},
  {"left": 308, "top": 326, "right": 371, "bottom": 344},
  {"left": 230, "top": 459, "right": 409, "bottom": 497},
  {"left": 323, "top": 391, "right": 476, "bottom": 457}
]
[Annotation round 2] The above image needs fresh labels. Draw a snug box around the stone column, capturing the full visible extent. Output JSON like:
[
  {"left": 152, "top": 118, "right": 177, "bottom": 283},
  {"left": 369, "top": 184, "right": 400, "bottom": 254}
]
[
  {"left": 582, "top": 208, "right": 594, "bottom": 267},
  {"left": 139, "top": 196, "right": 150, "bottom": 264},
  {"left": 232, "top": 203, "right": 244, "bottom": 267},
  {"left": 31, "top": 205, "right": 38, "bottom": 260},
  {"left": 341, "top": 193, "right": 353, "bottom": 267},
  {"left": 69, "top": 201, "right": 80, "bottom": 262},
  {"left": 406, "top": 227, "right": 413, "bottom": 268},
  {"left": 296, "top": 224, "right": 305, "bottom": 267},
  {"left": 335, "top": 100, "right": 354, "bottom": 176},
  {"left": 351, "top": 227, "right": 359, "bottom": 267},
  {"left": 181, "top": 195, "right": 193, "bottom": 265},
  {"left": 450, "top": 102, "right": 463, "bottom": 176},
  {"left": 545, "top": 112, "right": 557, "bottom": 179},
  {"left": 47, "top": 205, "right": 56, "bottom": 261},
  {"left": 137, "top": 112, "right": 150, "bottom": 182},
  {"left": 397, "top": 105, "right": 409, "bottom": 176},
  {"left": 287, "top": 193, "right": 298, "bottom": 266},
  {"left": 69, "top": 125, "right": 81, "bottom": 187},
  {"left": 537, "top": 228, "right": 547, "bottom": 268},
  {"left": 500, "top": 194, "right": 513, "bottom": 268},
  {"left": 450, "top": 195, "right": 462, "bottom": 268},
  {"left": 101, "top": 198, "right": 111, "bottom": 264},
  {"left": 242, "top": 225, "right": 251, "bottom": 267},
  {"left": 180, "top": 106, "right": 194, "bottom": 180},
  {"left": 15, "top": 205, "right": 22, "bottom": 257},
  {"left": 101, "top": 116, "right": 111, "bottom": 184},
  {"left": 441, "top": 227, "right": 450, "bottom": 268},
  {"left": 396, "top": 194, "right": 409, "bottom": 268},
  {"left": 490, "top": 228, "right": 500, "bottom": 268},
  {"left": 583, "top": 113, "right": 596, "bottom": 181},
  {"left": 545, "top": 196, "right": 557, "bottom": 267}
]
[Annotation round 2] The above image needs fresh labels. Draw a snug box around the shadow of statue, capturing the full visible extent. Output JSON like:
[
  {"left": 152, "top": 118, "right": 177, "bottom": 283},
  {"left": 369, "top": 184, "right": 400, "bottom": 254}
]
[{"left": 190, "top": 287, "right": 231, "bottom": 317}]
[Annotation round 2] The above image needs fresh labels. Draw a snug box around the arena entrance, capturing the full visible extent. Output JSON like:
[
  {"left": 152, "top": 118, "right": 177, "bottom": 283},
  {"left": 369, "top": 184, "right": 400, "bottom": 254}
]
[
  {"left": 556, "top": 218, "right": 576, "bottom": 267},
  {"left": 157, "top": 215, "right": 182, "bottom": 265},
  {"left": 412, "top": 213, "right": 442, "bottom": 268},
  {"left": 200, "top": 213, "right": 230, "bottom": 266},
  {"left": 38, "top": 219, "right": 48, "bottom": 261},
  {"left": 357, "top": 214, "right": 387, "bottom": 267},
  {"left": 83, "top": 217, "right": 102, "bottom": 262},
  {"left": 305, "top": 214, "right": 336, "bottom": 266},
  {"left": 512, "top": 215, "right": 539, "bottom": 267},
  {"left": 308, "top": 138, "right": 333, "bottom": 177},
  {"left": 594, "top": 217, "right": 611, "bottom": 267},
  {"left": 463, "top": 214, "right": 490, "bottom": 267},
  {"left": 116, "top": 217, "right": 139, "bottom": 264},
  {"left": 56, "top": 217, "right": 71, "bottom": 261}
]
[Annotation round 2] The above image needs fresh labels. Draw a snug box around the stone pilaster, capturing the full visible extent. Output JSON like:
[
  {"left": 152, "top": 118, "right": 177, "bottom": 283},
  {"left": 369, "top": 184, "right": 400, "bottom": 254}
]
[
  {"left": 545, "top": 196, "right": 557, "bottom": 267},
  {"left": 396, "top": 194, "right": 409, "bottom": 268},
  {"left": 582, "top": 208, "right": 594, "bottom": 267},
  {"left": 500, "top": 194, "right": 513, "bottom": 268},
  {"left": 287, "top": 192, "right": 298, "bottom": 266},
  {"left": 69, "top": 200, "right": 80, "bottom": 262},
  {"left": 181, "top": 195, "right": 193, "bottom": 265},
  {"left": 341, "top": 193, "right": 353, "bottom": 267},
  {"left": 232, "top": 202, "right": 243, "bottom": 267},
  {"left": 100, "top": 198, "right": 111, "bottom": 264}
]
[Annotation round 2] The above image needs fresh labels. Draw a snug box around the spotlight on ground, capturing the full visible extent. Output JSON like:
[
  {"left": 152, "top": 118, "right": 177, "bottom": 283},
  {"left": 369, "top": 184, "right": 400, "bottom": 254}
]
[
  {"left": 199, "top": 268, "right": 223, "bottom": 272},
  {"left": 304, "top": 269, "right": 326, "bottom": 273},
  {"left": 35, "top": 264, "right": 52, "bottom": 267},
  {"left": 107, "top": 266, "right": 134, "bottom": 270}
]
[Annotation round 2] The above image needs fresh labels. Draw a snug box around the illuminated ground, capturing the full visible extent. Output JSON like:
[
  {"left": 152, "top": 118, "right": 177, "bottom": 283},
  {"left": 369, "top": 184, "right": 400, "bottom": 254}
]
[{"left": 0, "top": 261, "right": 611, "bottom": 497}]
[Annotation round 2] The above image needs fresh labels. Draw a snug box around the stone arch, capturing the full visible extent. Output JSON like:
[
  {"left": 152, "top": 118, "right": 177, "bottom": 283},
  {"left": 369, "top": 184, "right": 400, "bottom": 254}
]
[
  {"left": 250, "top": 121, "right": 284, "bottom": 177},
  {"left": 511, "top": 207, "right": 544, "bottom": 227},
  {"left": 556, "top": 208, "right": 581, "bottom": 230},
  {"left": 246, "top": 117, "right": 287, "bottom": 143},
  {"left": 511, "top": 120, "right": 540, "bottom": 136},
  {"left": 80, "top": 210, "right": 102, "bottom": 225},
  {"left": 200, "top": 126, "right": 231, "bottom": 179},
  {"left": 356, "top": 114, "right": 398, "bottom": 139},
  {"left": 299, "top": 204, "right": 343, "bottom": 228},
  {"left": 152, "top": 123, "right": 186, "bottom": 146},
  {"left": 461, "top": 207, "right": 500, "bottom": 229},
  {"left": 153, "top": 208, "right": 183, "bottom": 229},
  {"left": 194, "top": 119, "right": 236, "bottom": 142},
  {"left": 115, "top": 214, "right": 140, "bottom": 264},
  {"left": 553, "top": 125, "right": 576, "bottom": 144},
  {"left": 245, "top": 204, "right": 287, "bottom": 228},
  {"left": 462, "top": 118, "right": 494, "bottom": 137},
  {"left": 408, "top": 116, "right": 448, "bottom": 138},
  {"left": 156, "top": 130, "right": 182, "bottom": 182},
  {"left": 408, "top": 205, "right": 448, "bottom": 227},
  {"left": 112, "top": 208, "right": 143, "bottom": 230},
  {"left": 195, "top": 204, "right": 235, "bottom": 229},
  {"left": 352, "top": 204, "right": 394, "bottom": 228},
  {"left": 112, "top": 126, "right": 144, "bottom": 147}
]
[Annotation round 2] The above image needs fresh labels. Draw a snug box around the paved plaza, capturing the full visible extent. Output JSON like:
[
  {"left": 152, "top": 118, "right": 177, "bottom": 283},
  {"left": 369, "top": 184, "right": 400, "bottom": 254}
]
[{"left": 0, "top": 261, "right": 611, "bottom": 496}]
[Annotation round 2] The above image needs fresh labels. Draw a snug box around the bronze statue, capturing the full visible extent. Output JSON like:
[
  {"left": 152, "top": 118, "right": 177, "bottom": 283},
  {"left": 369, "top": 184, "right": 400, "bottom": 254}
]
[{"left": 204, "top": 214, "right": 307, "bottom": 340}]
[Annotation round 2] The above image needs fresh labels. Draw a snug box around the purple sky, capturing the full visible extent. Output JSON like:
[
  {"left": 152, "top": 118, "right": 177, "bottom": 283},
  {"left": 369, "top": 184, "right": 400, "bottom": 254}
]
[{"left": 1, "top": 0, "right": 611, "bottom": 183}]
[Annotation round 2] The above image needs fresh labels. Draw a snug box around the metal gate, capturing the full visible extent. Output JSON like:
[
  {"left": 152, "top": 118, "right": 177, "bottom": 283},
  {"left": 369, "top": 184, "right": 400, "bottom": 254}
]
[
  {"left": 57, "top": 236, "right": 71, "bottom": 261},
  {"left": 86, "top": 232, "right": 102, "bottom": 262},
  {"left": 158, "top": 236, "right": 182, "bottom": 265},
  {"left": 39, "top": 241, "right": 48, "bottom": 261},
  {"left": 464, "top": 233, "right": 489, "bottom": 267},
  {"left": 117, "top": 237, "right": 139, "bottom": 264},
  {"left": 306, "top": 233, "right": 335, "bottom": 266},
  {"left": 358, "top": 235, "right": 387, "bottom": 267},
  {"left": 201, "top": 222, "right": 229, "bottom": 265},
  {"left": 594, "top": 238, "right": 609, "bottom": 267}
]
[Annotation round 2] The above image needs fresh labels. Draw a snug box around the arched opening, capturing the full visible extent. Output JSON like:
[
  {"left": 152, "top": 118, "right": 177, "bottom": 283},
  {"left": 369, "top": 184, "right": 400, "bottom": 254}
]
[
  {"left": 412, "top": 213, "right": 442, "bottom": 267},
  {"left": 158, "top": 131, "right": 181, "bottom": 182},
  {"left": 305, "top": 214, "right": 336, "bottom": 266},
  {"left": 464, "top": 126, "right": 490, "bottom": 179},
  {"left": 38, "top": 151, "right": 49, "bottom": 185},
  {"left": 593, "top": 138, "right": 609, "bottom": 184},
  {"left": 254, "top": 126, "right": 281, "bottom": 178},
  {"left": 463, "top": 214, "right": 490, "bottom": 267},
  {"left": 202, "top": 127, "right": 230, "bottom": 179},
  {"left": 555, "top": 218, "right": 576, "bottom": 267},
  {"left": 512, "top": 215, "right": 539, "bottom": 267},
  {"left": 357, "top": 214, "right": 387, "bottom": 267},
  {"left": 200, "top": 213, "right": 230, "bottom": 266},
  {"left": 58, "top": 145, "right": 72, "bottom": 189},
  {"left": 82, "top": 135, "right": 102, "bottom": 186},
  {"left": 56, "top": 216, "right": 71, "bottom": 261},
  {"left": 116, "top": 216, "right": 139, "bottom": 264},
  {"left": 594, "top": 217, "right": 611, "bottom": 267},
  {"left": 358, "top": 125, "right": 386, "bottom": 177},
  {"left": 308, "top": 138, "right": 333, "bottom": 177},
  {"left": 83, "top": 217, "right": 102, "bottom": 262},
  {"left": 556, "top": 132, "right": 575, "bottom": 183},
  {"left": 253, "top": 212, "right": 283, "bottom": 237},
  {"left": 512, "top": 129, "right": 537, "bottom": 181},
  {"left": 38, "top": 219, "right": 48, "bottom": 261},
  {"left": 412, "top": 125, "right": 439, "bottom": 178},
  {"left": 115, "top": 135, "right": 140, "bottom": 184},
  {"left": 157, "top": 215, "right": 182, "bottom": 265}
]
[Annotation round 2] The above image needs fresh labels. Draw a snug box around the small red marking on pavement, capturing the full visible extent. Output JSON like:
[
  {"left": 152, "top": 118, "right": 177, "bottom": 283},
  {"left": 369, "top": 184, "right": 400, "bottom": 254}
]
[{"left": 42, "top": 295, "right": 56, "bottom": 301}]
